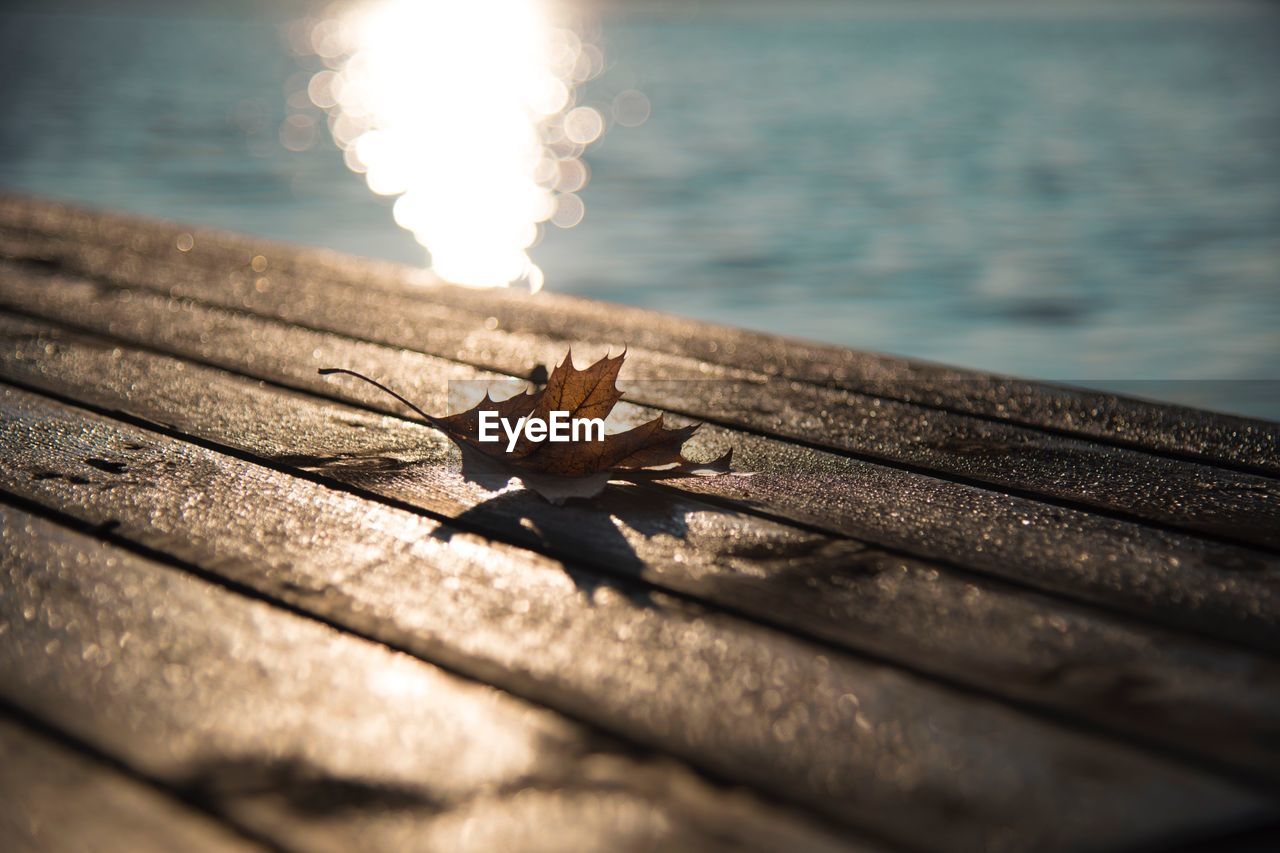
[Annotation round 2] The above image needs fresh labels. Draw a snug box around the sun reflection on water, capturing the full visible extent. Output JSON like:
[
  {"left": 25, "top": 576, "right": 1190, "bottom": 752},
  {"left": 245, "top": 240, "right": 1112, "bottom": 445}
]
[{"left": 306, "top": 0, "right": 604, "bottom": 290}]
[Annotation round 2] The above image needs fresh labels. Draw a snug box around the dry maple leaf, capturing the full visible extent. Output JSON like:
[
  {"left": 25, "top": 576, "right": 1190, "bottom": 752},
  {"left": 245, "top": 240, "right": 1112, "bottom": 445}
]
[{"left": 319, "top": 350, "right": 732, "bottom": 502}]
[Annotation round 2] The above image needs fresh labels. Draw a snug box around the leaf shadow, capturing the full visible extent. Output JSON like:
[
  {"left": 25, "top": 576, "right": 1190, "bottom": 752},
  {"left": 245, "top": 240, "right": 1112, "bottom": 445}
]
[
  {"left": 172, "top": 732, "right": 641, "bottom": 823},
  {"left": 176, "top": 755, "right": 444, "bottom": 817},
  {"left": 431, "top": 483, "right": 704, "bottom": 609}
]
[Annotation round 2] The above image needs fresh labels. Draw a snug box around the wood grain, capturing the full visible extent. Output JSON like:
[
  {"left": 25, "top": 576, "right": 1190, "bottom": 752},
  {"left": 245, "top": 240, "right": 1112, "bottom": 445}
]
[
  {"left": 1, "top": 270, "right": 1276, "bottom": 655},
  {"left": 4, "top": 195, "right": 1279, "bottom": 853},
  {"left": 3, "top": 237, "right": 1276, "bottom": 550},
  {"left": 3, "top": 193, "right": 1274, "bottom": 478},
  {"left": 4, "top": 313, "right": 1280, "bottom": 788},
  {"left": 3, "top": 392, "right": 1270, "bottom": 852},
  {"left": 0, "top": 504, "right": 858, "bottom": 853}
]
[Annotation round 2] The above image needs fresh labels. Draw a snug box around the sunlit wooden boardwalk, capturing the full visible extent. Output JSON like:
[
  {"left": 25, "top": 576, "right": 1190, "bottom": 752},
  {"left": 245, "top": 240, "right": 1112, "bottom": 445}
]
[{"left": 1, "top": 194, "right": 1278, "bottom": 852}]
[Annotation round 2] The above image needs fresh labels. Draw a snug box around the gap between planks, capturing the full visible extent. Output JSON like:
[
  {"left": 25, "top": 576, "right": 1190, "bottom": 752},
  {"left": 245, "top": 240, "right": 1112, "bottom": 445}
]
[
  {"left": 5, "top": 364, "right": 1280, "bottom": 795},
  {"left": 4, "top": 309, "right": 1280, "bottom": 672},
  {"left": 0, "top": 706, "right": 276, "bottom": 853},
  {"left": 3, "top": 312, "right": 1280, "bottom": 757},
  {"left": 1, "top": 195, "right": 1274, "bottom": 479},
  {"left": 2, "top": 384, "right": 1280, "bottom": 845},
  {"left": 0, "top": 250, "right": 1277, "bottom": 554},
  {"left": 2, "top": 502, "right": 868, "bottom": 853},
  {"left": 0, "top": 288, "right": 1277, "bottom": 658}
]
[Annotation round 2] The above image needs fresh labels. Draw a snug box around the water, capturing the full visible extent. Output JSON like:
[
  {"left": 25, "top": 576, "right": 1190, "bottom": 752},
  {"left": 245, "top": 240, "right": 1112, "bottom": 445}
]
[{"left": 2, "top": 1, "right": 1278, "bottom": 419}]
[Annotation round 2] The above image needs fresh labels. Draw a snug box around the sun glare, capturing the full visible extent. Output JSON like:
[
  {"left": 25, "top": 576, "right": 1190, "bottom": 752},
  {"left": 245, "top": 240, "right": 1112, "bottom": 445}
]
[{"left": 307, "top": 0, "right": 603, "bottom": 290}]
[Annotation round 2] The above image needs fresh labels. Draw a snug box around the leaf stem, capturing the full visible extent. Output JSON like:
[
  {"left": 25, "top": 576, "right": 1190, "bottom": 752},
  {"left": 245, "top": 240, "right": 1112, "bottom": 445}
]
[{"left": 318, "top": 368, "right": 439, "bottom": 425}]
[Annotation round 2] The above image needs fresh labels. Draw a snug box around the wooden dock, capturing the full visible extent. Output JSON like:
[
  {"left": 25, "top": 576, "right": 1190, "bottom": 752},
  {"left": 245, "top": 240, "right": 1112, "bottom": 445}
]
[{"left": 1, "top": 194, "right": 1278, "bottom": 852}]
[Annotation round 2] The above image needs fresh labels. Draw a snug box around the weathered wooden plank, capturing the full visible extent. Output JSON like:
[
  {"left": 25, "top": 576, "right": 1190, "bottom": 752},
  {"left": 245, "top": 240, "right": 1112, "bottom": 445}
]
[
  {"left": 1, "top": 236, "right": 1276, "bottom": 551},
  {"left": 366, "top": 287, "right": 1280, "bottom": 479},
  {"left": 1, "top": 272, "right": 1277, "bottom": 654},
  {"left": 3, "top": 193, "right": 1274, "bottom": 478},
  {"left": 2, "top": 392, "right": 1271, "bottom": 852},
  {"left": 0, "top": 715, "right": 261, "bottom": 853},
  {"left": 0, "top": 505, "right": 859, "bottom": 853},
  {"left": 5, "top": 312, "right": 1280, "bottom": 787}
]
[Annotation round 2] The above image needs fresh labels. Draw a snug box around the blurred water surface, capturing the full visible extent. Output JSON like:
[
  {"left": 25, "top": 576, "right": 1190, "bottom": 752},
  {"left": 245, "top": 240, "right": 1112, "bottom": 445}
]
[{"left": 1, "top": 1, "right": 1277, "bottom": 418}]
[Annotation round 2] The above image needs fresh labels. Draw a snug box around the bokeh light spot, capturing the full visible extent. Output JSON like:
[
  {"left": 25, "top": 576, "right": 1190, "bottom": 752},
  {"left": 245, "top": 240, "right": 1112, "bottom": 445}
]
[
  {"left": 563, "top": 106, "right": 604, "bottom": 144},
  {"left": 612, "top": 89, "right": 650, "bottom": 128}
]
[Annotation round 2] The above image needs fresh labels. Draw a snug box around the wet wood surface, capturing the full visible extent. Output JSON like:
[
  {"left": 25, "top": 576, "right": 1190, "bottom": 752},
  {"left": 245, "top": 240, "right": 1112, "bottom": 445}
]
[{"left": 1, "top": 195, "right": 1278, "bottom": 852}]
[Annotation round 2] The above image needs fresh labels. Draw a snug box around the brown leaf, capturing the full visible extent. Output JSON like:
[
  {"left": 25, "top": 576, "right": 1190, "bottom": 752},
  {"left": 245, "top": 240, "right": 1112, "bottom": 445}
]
[
  {"left": 434, "top": 387, "right": 538, "bottom": 443},
  {"left": 319, "top": 350, "right": 732, "bottom": 501}
]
